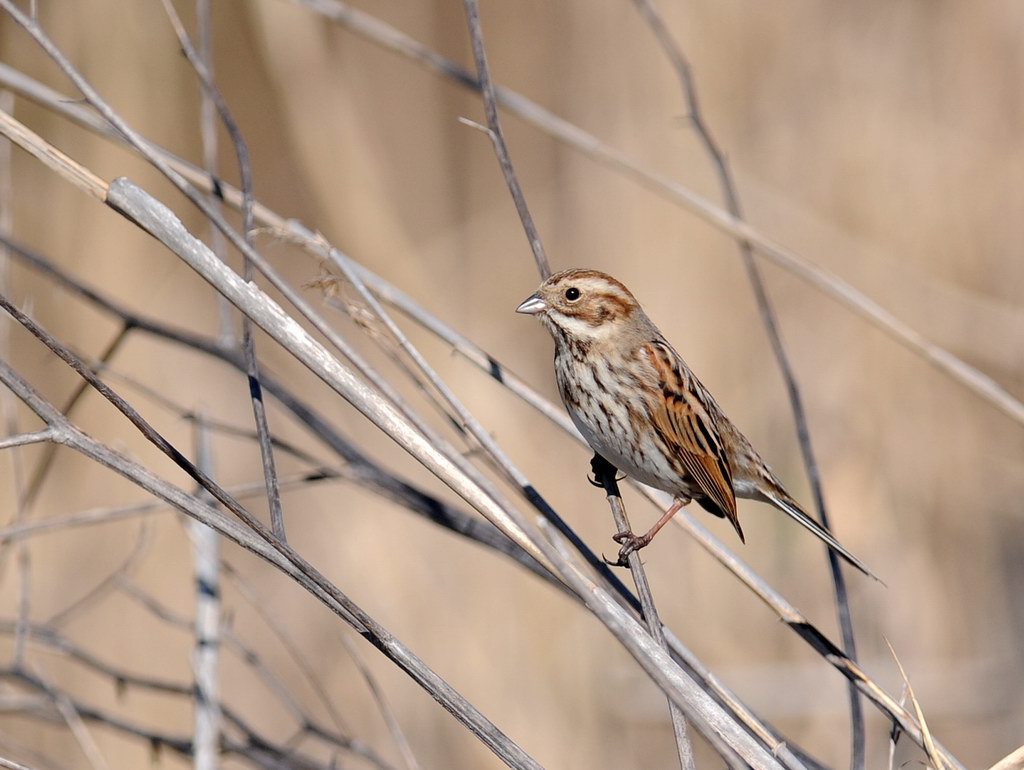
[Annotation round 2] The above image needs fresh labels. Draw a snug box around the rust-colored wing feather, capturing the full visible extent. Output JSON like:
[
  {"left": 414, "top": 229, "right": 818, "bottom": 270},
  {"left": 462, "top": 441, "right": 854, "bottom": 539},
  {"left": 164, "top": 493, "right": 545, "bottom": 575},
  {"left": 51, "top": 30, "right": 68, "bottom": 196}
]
[{"left": 642, "top": 341, "right": 744, "bottom": 541}]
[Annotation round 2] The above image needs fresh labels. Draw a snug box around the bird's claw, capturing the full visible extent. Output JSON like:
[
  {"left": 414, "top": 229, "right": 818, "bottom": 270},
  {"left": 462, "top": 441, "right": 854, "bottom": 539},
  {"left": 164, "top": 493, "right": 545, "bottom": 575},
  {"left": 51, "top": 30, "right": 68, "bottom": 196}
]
[
  {"left": 601, "top": 552, "right": 629, "bottom": 568},
  {"left": 611, "top": 530, "right": 650, "bottom": 564}
]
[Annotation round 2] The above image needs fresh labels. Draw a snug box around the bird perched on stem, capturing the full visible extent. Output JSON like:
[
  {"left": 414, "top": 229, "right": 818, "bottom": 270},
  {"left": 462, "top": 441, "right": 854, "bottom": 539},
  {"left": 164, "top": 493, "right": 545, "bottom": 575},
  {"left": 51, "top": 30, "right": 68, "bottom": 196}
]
[{"left": 516, "top": 268, "right": 874, "bottom": 578}]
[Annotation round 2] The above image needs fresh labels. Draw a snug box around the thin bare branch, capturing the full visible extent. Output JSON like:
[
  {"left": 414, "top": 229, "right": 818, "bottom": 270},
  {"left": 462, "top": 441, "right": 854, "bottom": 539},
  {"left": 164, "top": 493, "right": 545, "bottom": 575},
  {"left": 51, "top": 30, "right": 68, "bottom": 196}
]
[
  {"left": 459, "top": 0, "right": 550, "bottom": 279},
  {"left": 29, "top": 665, "right": 110, "bottom": 770},
  {"left": 536, "top": 516, "right": 779, "bottom": 766},
  {"left": 0, "top": 99, "right": 31, "bottom": 674},
  {"left": 0, "top": 667, "right": 357, "bottom": 770},
  {"left": 22, "top": 324, "right": 131, "bottom": 508},
  {"left": 0, "top": 473, "right": 328, "bottom": 545},
  {"left": 218, "top": 563, "right": 349, "bottom": 734},
  {"left": 591, "top": 456, "right": 698, "bottom": 770},
  {"left": 115, "top": 579, "right": 308, "bottom": 728},
  {"left": 337, "top": 633, "right": 423, "bottom": 770},
  {"left": 9, "top": 409, "right": 29, "bottom": 673},
  {"left": 192, "top": 415, "right": 223, "bottom": 770},
  {"left": 161, "top": 0, "right": 286, "bottom": 542},
  {"left": 0, "top": 756, "right": 36, "bottom": 770},
  {"left": 0, "top": 109, "right": 104, "bottom": 200},
  {"left": 989, "top": 745, "right": 1024, "bottom": 770},
  {"left": 44, "top": 522, "right": 150, "bottom": 628},
  {"left": 195, "top": 0, "right": 234, "bottom": 347},
  {"left": 0, "top": 430, "right": 52, "bottom": 450},
  {"left": 0, "top": 729, "right": 69, "bottom": 770},
  {"left": 670, "top": 500, "right": 964, "bottom": 770},
  {"left": 118, "top": 572, "right": 395, "bottom": 770},
  {"left": 885, "top": 639, "right": 946, "bottom": 770}
]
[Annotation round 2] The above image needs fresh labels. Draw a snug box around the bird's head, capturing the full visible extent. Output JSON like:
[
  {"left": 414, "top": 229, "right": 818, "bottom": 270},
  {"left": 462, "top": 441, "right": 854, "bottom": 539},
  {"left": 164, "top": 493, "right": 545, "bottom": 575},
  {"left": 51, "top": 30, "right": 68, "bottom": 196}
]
[{"left": 515, "top": 269, "right": 642, "bottom": 342}]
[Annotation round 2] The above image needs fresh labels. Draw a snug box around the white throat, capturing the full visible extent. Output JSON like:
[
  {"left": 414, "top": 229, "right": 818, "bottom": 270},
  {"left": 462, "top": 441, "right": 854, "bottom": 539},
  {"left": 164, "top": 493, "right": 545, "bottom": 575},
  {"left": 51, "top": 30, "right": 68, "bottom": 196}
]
[{"left": 547, "top": 313, "right": 618, "bottom": 342}]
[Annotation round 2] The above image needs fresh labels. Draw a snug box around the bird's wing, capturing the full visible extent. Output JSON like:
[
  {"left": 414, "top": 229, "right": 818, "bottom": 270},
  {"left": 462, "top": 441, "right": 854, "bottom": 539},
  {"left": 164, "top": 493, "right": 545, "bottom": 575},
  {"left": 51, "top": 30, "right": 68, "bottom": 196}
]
[{"left": 642, "top": 341, "right": 743, "bottom": 540}]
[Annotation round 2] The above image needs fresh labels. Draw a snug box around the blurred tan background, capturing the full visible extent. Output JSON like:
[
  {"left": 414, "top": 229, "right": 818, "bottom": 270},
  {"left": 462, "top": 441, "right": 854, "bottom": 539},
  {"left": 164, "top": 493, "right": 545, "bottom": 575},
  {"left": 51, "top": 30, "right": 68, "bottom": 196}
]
[{"left": 1, "top": 0, "right": 1022, "bottom": 767}]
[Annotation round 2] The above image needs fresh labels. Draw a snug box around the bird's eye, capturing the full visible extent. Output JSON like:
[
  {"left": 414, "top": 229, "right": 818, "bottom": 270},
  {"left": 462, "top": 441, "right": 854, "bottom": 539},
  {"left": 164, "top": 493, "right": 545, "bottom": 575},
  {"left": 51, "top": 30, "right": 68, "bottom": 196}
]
[{"left": 565, "top": 287, "right": 581, "bottom": 301}]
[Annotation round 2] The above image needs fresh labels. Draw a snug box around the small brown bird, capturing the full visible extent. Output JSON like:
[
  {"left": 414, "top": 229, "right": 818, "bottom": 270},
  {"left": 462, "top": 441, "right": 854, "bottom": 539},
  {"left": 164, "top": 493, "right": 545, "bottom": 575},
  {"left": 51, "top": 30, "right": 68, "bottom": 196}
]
[{"left": 516, "top": 268, "right": 872, "bottom": 577}]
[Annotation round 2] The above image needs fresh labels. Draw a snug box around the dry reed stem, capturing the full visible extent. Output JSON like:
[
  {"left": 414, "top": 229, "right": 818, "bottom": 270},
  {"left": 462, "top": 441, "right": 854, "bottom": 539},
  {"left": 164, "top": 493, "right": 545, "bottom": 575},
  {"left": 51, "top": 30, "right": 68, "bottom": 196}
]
[
  {"left": 0, "top": 430, "right": 53, "bottom": 450},
  {"left": 0, "top": 756, "right": 36, "bottom": 770},
  {"left": 29, "top": 664, "right": 110, "bottom": 770},
  {"left": 336, "top": 633, "right": 424, "bottom": 770},
  {"left": 885, "top": 639, "right": 946, "bottom": 770},
  {"left": 191, "top": 417, "right": 223, "bottom": 770},
  {"left": 161, "top": 0, "right": 286, "bottom": 543},
  {"left": 989, "top": 745, "right": 1024, "bottom": 770},
  {"left": 592, "top": 458, "right": 701, "bottom": 769},
  {"left": 43, "top": 523, "right": 150, "bottom": 629}
]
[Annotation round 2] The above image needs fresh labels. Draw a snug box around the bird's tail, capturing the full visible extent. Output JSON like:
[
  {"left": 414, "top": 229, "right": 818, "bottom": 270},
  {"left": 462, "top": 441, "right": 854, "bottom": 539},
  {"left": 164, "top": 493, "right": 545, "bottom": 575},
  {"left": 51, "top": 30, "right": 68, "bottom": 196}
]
[{"left": 759, "top": 488, "right": 881, "bottom": 583}]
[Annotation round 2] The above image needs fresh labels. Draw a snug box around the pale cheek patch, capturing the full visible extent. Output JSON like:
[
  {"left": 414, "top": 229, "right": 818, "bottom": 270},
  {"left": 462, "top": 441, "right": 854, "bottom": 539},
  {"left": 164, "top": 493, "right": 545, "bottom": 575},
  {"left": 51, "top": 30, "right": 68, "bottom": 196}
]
[{"left": 553, "top": 314, "right": 618, "bottom": 341}]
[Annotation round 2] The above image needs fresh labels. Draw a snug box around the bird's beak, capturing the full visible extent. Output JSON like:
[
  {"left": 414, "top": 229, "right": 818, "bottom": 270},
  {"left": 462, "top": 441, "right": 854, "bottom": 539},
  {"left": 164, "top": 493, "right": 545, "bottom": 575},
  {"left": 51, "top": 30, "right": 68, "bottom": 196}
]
[{"left": 515, "top": 293, "right": 546, "bottom": 315}]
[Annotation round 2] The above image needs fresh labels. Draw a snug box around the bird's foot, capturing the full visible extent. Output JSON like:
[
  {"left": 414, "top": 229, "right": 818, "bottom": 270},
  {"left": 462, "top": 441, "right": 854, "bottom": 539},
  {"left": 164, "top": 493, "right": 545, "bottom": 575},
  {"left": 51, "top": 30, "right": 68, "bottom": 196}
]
[{"left": 609, "top": 530, "right": 652, "bottom": 566}]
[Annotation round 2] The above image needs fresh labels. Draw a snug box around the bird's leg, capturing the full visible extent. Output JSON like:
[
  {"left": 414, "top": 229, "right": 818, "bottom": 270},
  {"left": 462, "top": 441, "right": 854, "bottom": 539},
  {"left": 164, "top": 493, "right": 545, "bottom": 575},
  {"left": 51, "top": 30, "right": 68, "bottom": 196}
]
[
  {"left": 589, "top": 453, "right": 617, "bottom": 488},
  {"left": 613, "top": 498, "right": 687, "bottom": 562},
  {"left": 590, "top": 454, "right": 639, "bottom": 566}
]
